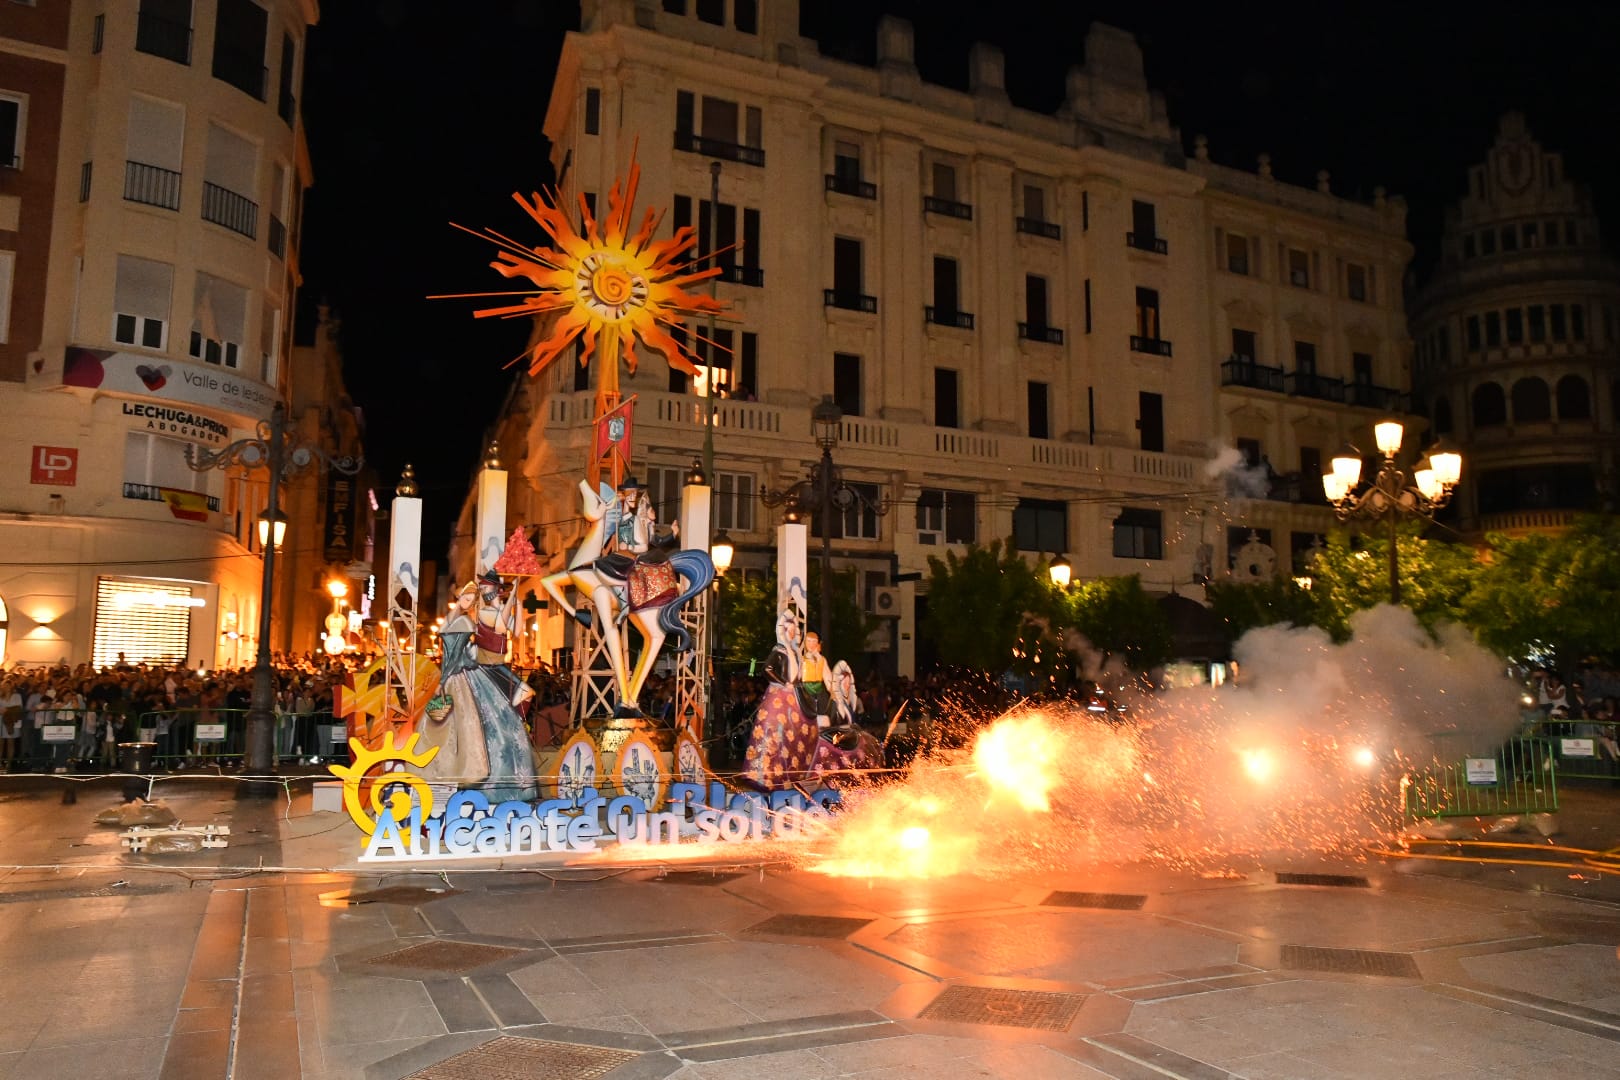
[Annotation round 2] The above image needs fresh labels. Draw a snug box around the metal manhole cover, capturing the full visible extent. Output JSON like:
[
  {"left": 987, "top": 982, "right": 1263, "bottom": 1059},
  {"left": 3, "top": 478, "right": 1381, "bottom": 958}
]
[
  {"left": 1281, "top": 944, "right": 1420, "bottom": 978},
  {"left": 744, "top": 914, "right": 873, "bottom": 938},
  {"left": 1276, "top": 872, "right": 1369, "bottom": 888},
  {"left": 1042, "top": 891, "right": 1146, "bottom": 910},
  {"left": 366, "top": 941, "right": 525, "bottom": 973},
  {"left": 655, "top": 870, "right": 744, "bottom": 885},
  {"left": 343, "top": 886, "right": 458, "bottom": 905},
  {"left": 1532, "top": 915, "right": 1620, "bottom": 944},
  {"left": 918, "top": 985, "right": 1086, "bottom": 1031},
  {"left": 403, "top": 1036, "right": 638, "bottom": 1079}
]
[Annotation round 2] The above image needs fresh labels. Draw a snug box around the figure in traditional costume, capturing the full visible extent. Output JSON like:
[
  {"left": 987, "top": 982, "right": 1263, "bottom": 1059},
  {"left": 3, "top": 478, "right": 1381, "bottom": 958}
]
[
  {"left": 799, "top": 631, "right": 832, "bottom": 726},
  {"left": 744, "top": 615, "right": 879, "bottom": 790},
  {"left": 417, "top": 580, "right": 539, "bottom": 802},
  {"left": 591, "top": 476, "right": 679, "bottom": 626}
]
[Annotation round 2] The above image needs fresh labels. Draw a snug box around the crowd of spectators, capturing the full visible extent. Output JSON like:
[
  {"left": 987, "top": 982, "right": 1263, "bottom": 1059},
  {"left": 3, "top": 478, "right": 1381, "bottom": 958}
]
[{"left": 1527, "top": 665, "right": 1620, "bottom": 759}]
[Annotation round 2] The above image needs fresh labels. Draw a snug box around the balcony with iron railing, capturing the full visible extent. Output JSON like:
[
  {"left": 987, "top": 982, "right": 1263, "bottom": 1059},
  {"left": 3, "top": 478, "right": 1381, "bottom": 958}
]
[
  {"left": 1015, "top": 217, "right": 1061, "bottom": 240},
  {"left": 211, "top": 46, "right": 267, "bottom": 101},
  {"left": 673, "top": 130, "right": 765, "bottom": 166},
  {"left": 926, "top": 306, "right": 975, "bottom": 330},
  {"left": 1344, "top": 381, "right": 1405, "bottom": 411},
  {"left": 135, "top": 11, "right": 191, "bottom": 65},
  {"left": 1220, "top": 357, "right": 1285, "bottom": 392},
  {"left": 202, "top": 182, "right": 258, "bottom": 239},
  {"left": 1130, "top": 335, "right": 1173, "bottom": 356},
  {"left": 824, "top": 289, "right": 877, "bottom": 313},
  {"left": 923, "top": 196, "right": 973, "bottom": 220},
  {"left": 1018, "top": 322, "right": 1064, "bottom": 344},
  {"left": 824, "top": 173, "right": 876, "bottom": 199},
  {"left": 716, "top": 264, "right": 764, "bottom": 287},
  {"left": 125, "top": 161, "right": 181, "bottom": 211},
  {"left": 1127, "top": 232, "right": 1168, "bottom": 254},
  {"left": 1285, "top": 371, "right": 1346, "bottom": 403}
]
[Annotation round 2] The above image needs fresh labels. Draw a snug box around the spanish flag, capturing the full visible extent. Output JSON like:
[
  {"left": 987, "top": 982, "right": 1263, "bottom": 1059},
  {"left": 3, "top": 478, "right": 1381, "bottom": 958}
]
[{"left": 160, "top": 486, "right": 211, "bottom": 522}]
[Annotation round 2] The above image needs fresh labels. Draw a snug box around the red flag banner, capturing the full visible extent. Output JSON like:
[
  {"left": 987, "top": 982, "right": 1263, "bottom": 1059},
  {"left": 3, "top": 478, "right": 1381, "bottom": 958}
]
[{"left": 593, "top": 396, "right": 636, "bottom": 469}]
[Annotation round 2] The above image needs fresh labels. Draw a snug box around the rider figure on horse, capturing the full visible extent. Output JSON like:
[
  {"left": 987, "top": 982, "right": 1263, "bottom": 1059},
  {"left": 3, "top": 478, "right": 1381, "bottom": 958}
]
[{"left": 593, "top": 475, "right": 678, "bottom": 621}]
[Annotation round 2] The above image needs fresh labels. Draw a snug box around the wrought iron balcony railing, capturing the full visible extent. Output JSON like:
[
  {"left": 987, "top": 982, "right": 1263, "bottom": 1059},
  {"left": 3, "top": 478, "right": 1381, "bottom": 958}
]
[{"left": 125, "top": 160, "right": 181, "bottom": 211}]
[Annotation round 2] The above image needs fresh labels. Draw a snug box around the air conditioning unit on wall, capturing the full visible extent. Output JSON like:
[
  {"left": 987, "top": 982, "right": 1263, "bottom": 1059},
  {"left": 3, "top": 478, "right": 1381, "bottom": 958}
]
[{"left": 868, "top": 586, "right": 902, "bottom": 618}]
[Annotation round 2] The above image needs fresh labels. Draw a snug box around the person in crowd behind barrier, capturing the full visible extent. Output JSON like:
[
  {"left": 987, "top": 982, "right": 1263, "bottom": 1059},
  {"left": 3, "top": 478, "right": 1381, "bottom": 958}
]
[{"left": 0, "top": 678, "right": 21, "bottom": 767}]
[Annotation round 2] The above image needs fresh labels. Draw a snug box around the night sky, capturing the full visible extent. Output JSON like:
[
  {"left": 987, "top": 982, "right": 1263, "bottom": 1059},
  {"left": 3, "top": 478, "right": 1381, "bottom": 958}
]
[{"left": 297, "top": 1, "right": 1620, "bottom": 558}]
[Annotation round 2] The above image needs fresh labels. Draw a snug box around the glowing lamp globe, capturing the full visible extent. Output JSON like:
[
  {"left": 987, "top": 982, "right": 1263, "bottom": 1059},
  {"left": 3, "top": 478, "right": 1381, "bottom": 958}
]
[
  {"left": 326, "top": 579, "right": 349, "bottom": 600},
  {"left": 256, "top": 509, "right": 288, "bottom": 550},
  {"left": 1412, "top": 458, "right": 1442, "bottom": 501},
  {"left": 1428, "top": 440, "right": 1463, "bottom": 487},
  {"left": 710, "top": 529, "right": 735, "bottom": 575},
  {"left": 1373, "top": 419, "right": 1405, "bottom": 457},
  {"left": 1048, "top": 554, "right": 1072, "bottom": 588},
  {"left": 1330, "top": 443, "right": 1363, "bottom": 489},
  {"left": 1322, "top": 471, "right": 1351, "bottom": 504}
]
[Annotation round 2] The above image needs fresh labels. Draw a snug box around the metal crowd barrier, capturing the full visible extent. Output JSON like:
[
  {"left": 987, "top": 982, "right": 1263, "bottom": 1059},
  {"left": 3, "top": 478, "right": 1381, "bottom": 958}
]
[
  {"left": 1403, "top": 733, "right": 1560, "bottom": 821},
  {"left": 1522, "top": 716, "right": 1620, "bottom": 781},
  {"left": 0, "top": 708, "right": 346, "bottom": 771}
]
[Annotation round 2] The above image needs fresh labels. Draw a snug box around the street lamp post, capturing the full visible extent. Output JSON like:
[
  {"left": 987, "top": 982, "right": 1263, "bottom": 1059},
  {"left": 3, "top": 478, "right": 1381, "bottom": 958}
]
[
  {"left": 1048, "top": 553, "right": 1073, "bottom": 589},
  {"left": 187, "top": 401, "right": 361, "bottom": 784},
  {"left": 1322, "top": 419, "right": 1462, "bottom": 605},
  {"left": 709, "top": 528, "right": 734, "bottom": 759},
  {"left": 701, "top": 159, "right": 722, "bottom": 484}
]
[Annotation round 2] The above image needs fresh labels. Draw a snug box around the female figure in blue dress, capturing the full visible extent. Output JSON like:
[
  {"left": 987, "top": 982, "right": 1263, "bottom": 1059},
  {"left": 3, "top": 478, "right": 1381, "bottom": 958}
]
[{"left": 418, "top": 580, "right": 538, "bottom": 803}]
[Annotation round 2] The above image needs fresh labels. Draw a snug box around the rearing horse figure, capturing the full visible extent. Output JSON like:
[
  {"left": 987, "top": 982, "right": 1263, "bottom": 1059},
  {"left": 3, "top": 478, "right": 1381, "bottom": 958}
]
[{"left": 541, "top": 480, "right": 714, "bottom": 717}]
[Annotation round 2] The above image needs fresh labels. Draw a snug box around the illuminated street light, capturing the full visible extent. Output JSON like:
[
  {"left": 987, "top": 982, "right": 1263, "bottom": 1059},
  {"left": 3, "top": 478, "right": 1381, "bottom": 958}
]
[{"left": 1048, "top": 553, "right": 1073, "bottom": 588}]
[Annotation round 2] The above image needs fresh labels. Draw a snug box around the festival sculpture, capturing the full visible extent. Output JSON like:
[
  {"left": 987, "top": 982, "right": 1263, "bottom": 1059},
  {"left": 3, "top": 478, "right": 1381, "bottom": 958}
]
[{"left": 540, "top": 479, "right": 713, "bottom": 717}]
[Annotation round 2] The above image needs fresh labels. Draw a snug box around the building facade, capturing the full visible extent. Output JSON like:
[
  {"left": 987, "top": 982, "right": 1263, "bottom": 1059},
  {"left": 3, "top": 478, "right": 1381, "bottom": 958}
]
[
  {"left": 1411, "top": 113, "right": 1620, "bottom": 535},
  {"left": 469, "top": 0, "right": 1415, "bottom": 677},
  {"left": 0, "top": 0, "right": 371, "bottom": 671}
]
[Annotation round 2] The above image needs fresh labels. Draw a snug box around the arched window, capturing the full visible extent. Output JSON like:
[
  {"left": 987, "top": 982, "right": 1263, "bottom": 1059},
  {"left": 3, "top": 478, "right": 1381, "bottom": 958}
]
[
  {"left": 1511, "top": 377, "right": 1551, "bottom": 423},
  {"left": 1557, "top": 374, "right": 1591, "bottom": 420},
  {"left": 1433, "top": 396, "right": 1453, "bottom": 435},
  {"left": 1472, "top": 382, "right": 1507, "bottom": 427}
]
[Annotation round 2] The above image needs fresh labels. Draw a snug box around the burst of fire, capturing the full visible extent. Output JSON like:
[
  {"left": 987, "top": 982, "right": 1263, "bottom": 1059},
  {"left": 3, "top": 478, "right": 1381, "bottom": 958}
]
[{"left": 972, "top": 712, "right": 1062, "bottom": 812}]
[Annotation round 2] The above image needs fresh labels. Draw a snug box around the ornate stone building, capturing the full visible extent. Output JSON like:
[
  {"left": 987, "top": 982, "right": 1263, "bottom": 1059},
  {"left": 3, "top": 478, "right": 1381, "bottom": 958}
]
[
  {"left": 476, "top": 0, "right": 1415, "bottom": 676},
  {"left": 1411, "top": 113, "right": 1620, "bottom": 535}
]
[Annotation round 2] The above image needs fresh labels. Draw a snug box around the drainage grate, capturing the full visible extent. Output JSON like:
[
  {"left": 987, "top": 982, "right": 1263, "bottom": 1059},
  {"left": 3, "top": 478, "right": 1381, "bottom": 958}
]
[
  {"left": 366, "top": 941, "right": 526, "bottom": 973},
  {"left": 0, "top": 883, "right": 173, "bottom": 904},
  {"left": 744, "top": 914, "right": 873, "bottom": 939},
  {"left": 918, "top": 985, "right": 1086, "bottom": 1031},
  {"left": 1041, "top": 891, "right": 1147, "bottom": 911},
  {"left": 655, "top": 870, "right": 744, "bottom": 886},
  {"left": 403, "top": 1036, "right": 638, "bottom": 1079},
  {"left": 1276, "top": 872, "right": 1369, "bottom": 888},
  {"left": 343, "top": 886, "right": 458, "bottom": 906},
  {"left": 1281, "top": 944, "right": 1420, "bottom": 978},
  {"left": 1532, "top": 914, "right": 1620, "bottom": 945}
]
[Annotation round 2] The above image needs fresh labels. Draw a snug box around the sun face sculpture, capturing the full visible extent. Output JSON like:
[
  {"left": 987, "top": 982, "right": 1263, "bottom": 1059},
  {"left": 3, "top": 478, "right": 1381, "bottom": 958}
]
[{"left": 445, "top": 150, "right": 728, "bottom": 404}]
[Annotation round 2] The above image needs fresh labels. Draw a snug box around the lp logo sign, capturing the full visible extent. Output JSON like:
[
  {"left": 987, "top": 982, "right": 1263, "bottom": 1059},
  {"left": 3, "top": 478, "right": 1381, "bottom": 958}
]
[{"left": 31, "top": 446, "right": 79, "bottom": 486}]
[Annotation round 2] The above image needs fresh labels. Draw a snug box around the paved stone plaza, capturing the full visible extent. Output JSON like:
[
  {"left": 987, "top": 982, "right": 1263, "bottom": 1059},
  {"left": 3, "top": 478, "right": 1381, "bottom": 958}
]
[{"left": 0, "top": 781, "right": 1617, "bottom": 1079}]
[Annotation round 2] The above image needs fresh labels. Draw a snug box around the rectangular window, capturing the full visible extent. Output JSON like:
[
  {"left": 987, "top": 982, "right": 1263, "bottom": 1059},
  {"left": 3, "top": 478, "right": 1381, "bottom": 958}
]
[
  {"left": 1506, "top": 307, "right": 1524, "bottom": 344},
  {"left": 276, "top": 31, "right": 295, "bottom": 124},
  {"left": 1467, "top": 315, "right": 1482, "bottom": 351},
  {"left": 1523, "top": 222, "right": 1538, "bottom": 248},
  {"left": 1225, "top": 232, "right": 1249, "bottom": 274},
  {"left": 1083, "top": 279, "right": 1092, "bottom": 333},
  {"left": 1573, "top": 304, "right": 1586, "bottom": 341},
  {"left": 1236, "top": 438, "right": 1261, "bottom": 468},
  {"left": 917, "top": 489, "right": 976, "bottom": 545},
  {"left": 1138, "top": 391, "right": 1164, "bottom": 452},
  {"left": 1024, "top": 274, "right": 1048, "bottom": 327},
  {"left": 646, "top": 465, "right": 685, "bottom": 527},
  {"left": 744, "top": 105, "right": 762, "bottom": 149},
  {"left": 734, "top": 0, "right": 757, "bottom": 33},
  {"left": 1501, "top": 226, "right": 1518, "bottom": 252},
  {"left": 113, "top": 255, "right": 173, "bottom": 349},
  {"left": 662, "top": 0, "right": 685, "bottom": 11},
  {"left": 1463, "top": 234, "right": 1476, "bottom": 259},
  {"left": 1027, "top": 381, "right": 1049, "bottom": 439},
  {"left": 1485, "top": 311, "right": 1501, "bottom": 347},
  {"left": 932, "top": 256, "right": 959, "bottom": 313},
  {"left": 202, "top": 122, "right": 259, "bottom": 237},
  {"left": 1113, "top": 508, "right": 1163, "bottom": 560},
  {"left": 136, "top": 0, "right": 192, "bottom": 66},
  {"left": 1013, "top": 498, "right": 1066, "bottom": 553},
  {"left": 1481, "top": 229, "right": 1496, "bottom": 255},
  {"left": 1231, "top": 328, "right": 1256, "bottom": 361},
  {"left": 742, "top": 207, "right": 760, "bottom": 271},
  {"left": 700, "top": 95, "right": 737, "bottom": 143},
  {"left": 259, "top": 301, "right": 279, "bottom": 383},
  {"left": 695, "top": 0, "right": 724, "bottom": 26},
  {"left": 675, "top": 90, "right": 694, "bottom": 136},
  {"left": 1566, "top": 220, "right": 1579, "bottom": 245},
  {"left": 1299, "top": 450, "right": 1324, "bottom": 503},
  {"left": 1022, "top": 183, "right": 1045, "bottom": 221},
  {"left": 584, "top": 87, "right": 600, "bottom": 135},
  {"left": 832, "top": 352, "right": 861, "bottom": 417},
  {"left": 1346, "top": 263, "right": 1368, "bottom": 302},
  {"left": 833, "top": 140, "right": 860, "bottom": 182},
  {"left": 0, "top": 94, "right": 24, "bottom": 169},
  {"left": 189, "top": 272, "right": 247, "bottom": 368},
  {"left": 739, "top": 331, "right": 756, "bottom": 398},
  {"left": 1294, "top": 340, "right": 1317, "bottom": 372},
  {"left": 1131, "top": 199, "right": 1157, "bottom": 238},
  {"left": 124, "top": 430, "right": 209, "bottom": 493},
  {"left": 125, "top": 96, "right": 184, "bottom": 208},
  {"left": 832, "top": 236, "right": 862, "bottom": 295},
  {"left": 1287, "top": 248, "right": 1311, "bottom": 287},
  {"left": 715, "top": 471, "right": 755, "bottom": 532},
  {"left": 1546, "top": 220, "right": 1561, "bottom": 245},
  {"left": 693, "top": 327, "right": 733, "bottom": 396},
  {"left": 830, "top": 481, "right": 881, "bottom": 541},
  {"left": 212, "top": 0, "right": 268, "bottom": 100},
  {"left": 1529, "top": 305, "right": 1546, "bottom": 342},
  {"left": 1352, "top": 352, "right": 1373, "bottom": 384},
  {"left": 1550, "top": 304, "right": 1567, "bottom": 341},
  {"left": 1134, "top": 286, "right": 1160, "bottom": 339},
  {"left": 931, "top": 162, "right": 957, "bottom": 201},
  {"left": 934, "top": 368, "right": 959, "bottom": 429}
]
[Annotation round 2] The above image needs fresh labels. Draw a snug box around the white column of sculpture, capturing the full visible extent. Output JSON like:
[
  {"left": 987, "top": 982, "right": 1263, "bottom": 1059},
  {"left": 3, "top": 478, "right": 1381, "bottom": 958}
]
[
  {"left": 777, "top": 521, "right": 808, "bottom": 635},
  {"left": 674, "top": 477, "right": 711, "bottom": 736},
  {"left": 474, "top": 441, "right": 507, "bottom": 578}
]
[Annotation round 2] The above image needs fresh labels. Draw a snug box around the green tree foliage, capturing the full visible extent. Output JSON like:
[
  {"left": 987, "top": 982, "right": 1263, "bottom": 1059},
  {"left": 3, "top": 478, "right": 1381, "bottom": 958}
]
[
  {"left": 1462, "top": 515, "right": 1620, "bottom": 672},
  {"left": 1305, "top": 523, "right": 1478, "bottom": 640},
  {"left": 713, "top": 562, "right": 876, "bottom": 675},
  {"left": 1064, "top": 574, "right": 1174, "bottom": 674},
  {"left": 923, "top": 539, "right": 1058, "bottom": 674},
  {"left": 1205, "top": 575, "right": 1319, "bottom": 642}
]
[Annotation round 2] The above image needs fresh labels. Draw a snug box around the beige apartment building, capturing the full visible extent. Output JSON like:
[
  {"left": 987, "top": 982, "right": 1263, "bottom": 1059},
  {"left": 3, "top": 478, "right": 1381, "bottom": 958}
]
[
  {"left": 464, "top": 0, "right": 1416, "bottom": 676},
  {"left": 0, "top": 1, "right": 367, "bottom": 671},
  {"left": 1411, "top": 113, "right": 1620, "bottom": 536}
]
